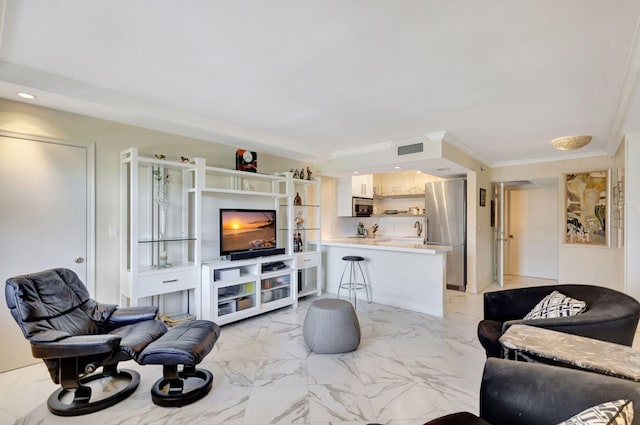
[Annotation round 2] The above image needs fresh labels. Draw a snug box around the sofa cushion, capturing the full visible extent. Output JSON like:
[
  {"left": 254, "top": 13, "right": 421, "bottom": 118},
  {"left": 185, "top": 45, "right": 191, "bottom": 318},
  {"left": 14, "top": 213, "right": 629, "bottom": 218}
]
[
  {"left": 524, "top": 290, "right": 587, "bottom": 320},
  {"left": 556, "top": 399, "right": 633, "bottom": 425}
]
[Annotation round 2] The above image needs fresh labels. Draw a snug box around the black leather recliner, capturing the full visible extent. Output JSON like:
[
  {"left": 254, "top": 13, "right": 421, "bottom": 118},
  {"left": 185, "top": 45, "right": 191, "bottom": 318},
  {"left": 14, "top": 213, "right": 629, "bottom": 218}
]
[
  {"left": 424, "top": 358, "right": 640, "bottom": 425},
  {"left": 5, "top": 268, "right": 220, "bottom": 416},
  {"left": 478, "top": 284, "right": 640, "bottom": 358}
]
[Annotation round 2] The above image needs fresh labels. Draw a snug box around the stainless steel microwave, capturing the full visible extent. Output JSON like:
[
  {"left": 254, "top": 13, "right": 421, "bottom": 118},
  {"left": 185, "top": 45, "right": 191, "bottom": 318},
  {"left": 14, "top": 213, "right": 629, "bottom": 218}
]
[{"left": 352, "top": 197, "right": 373, "bottom": 217}]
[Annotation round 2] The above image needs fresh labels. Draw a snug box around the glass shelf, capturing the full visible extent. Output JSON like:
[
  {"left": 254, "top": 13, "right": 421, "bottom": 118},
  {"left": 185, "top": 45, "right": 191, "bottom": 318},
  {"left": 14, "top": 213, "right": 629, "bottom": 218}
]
[
  {"left": 280, "top": 203, "right": 320, "bottom": 208},
  {"left": 137, "top": 236, "right": 197, "bottom": 243}
]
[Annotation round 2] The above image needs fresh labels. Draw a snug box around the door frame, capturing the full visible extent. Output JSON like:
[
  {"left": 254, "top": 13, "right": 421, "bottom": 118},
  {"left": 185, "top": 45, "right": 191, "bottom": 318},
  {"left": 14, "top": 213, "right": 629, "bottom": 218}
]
[
  {"left": 0, "top": 130, "right": 96, "bottom": 294},
  {"left": 493, "top": 182, "right": 505, "bottom": 287}
]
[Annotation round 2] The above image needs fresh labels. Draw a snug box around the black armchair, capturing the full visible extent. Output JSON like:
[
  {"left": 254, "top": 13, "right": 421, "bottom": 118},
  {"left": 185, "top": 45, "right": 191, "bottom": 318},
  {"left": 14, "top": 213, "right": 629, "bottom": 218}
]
[
  {"left": 477, "top": 284, "right": 640, "bottom": 358},
  {"left": 425, "top": 358, "right": 640, "bottom": 425},
  {"left": 5, "top": 268, "right": 219, "bottom": 416}
]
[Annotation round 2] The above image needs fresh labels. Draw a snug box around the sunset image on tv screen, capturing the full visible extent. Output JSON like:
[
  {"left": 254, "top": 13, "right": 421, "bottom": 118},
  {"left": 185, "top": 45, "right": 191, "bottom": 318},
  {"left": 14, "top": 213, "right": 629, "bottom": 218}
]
[{"left": 221, "top": 210, "right": 276, "bottom": 253}]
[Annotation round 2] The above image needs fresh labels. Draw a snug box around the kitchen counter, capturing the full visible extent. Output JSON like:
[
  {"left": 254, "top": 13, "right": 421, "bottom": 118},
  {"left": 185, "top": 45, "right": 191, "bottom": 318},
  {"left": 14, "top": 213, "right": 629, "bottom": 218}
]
[
  {"left": 324, "top": 237, "right": 451, "bottom": 254},
  {"left": 322, "top": 238, "right": 451, "bottom": 317}
]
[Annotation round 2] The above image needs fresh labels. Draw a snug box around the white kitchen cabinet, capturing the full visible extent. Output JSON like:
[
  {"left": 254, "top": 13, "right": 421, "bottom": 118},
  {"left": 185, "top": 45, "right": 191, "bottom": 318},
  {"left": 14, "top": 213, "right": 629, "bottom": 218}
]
[
  {"left": 337, "top": 174, "right": 374, "bottom": 216},
  {"left": 352, "top": 174, "right": 374, "bottom": 198}
]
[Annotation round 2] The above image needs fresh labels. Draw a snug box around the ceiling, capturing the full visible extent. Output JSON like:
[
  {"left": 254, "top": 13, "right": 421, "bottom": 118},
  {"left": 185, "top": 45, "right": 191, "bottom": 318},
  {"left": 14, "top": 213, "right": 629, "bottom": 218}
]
[{"left": 1, "top": 1, "right": 640, "bottom": 170}]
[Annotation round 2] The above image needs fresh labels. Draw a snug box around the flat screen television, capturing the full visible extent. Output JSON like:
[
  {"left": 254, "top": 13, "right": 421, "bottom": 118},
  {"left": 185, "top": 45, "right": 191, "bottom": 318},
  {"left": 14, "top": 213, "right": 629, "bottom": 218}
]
[{"left": 219, "top": 208, "right": 277, "bottom": 256}]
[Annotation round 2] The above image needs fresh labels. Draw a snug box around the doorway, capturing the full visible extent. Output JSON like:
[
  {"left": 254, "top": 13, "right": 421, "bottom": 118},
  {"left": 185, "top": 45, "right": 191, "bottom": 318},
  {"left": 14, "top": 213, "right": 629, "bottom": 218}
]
[
  {"left": 0, "top": 132, "right": 95, "bottom": 371},
  {"left": 493, "top": 179, "right": 558, "bottom": 284}
]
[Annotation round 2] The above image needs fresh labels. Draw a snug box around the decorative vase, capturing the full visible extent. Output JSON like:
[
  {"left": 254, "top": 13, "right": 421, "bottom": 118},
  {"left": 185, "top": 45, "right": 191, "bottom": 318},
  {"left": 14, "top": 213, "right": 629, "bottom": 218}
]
[{"left": 294, "top": 192, "right": 302, "bottom": 206}]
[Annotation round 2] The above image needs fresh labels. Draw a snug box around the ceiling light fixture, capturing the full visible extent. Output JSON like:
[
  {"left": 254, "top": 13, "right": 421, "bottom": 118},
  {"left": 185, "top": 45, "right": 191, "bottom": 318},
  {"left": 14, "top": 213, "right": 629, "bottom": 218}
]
[
  {"left": 551, "top": 135, "right": 592, "bottom": 151},
  {"left": 17, "top": 92, "right": 36, "bottom": 100}
]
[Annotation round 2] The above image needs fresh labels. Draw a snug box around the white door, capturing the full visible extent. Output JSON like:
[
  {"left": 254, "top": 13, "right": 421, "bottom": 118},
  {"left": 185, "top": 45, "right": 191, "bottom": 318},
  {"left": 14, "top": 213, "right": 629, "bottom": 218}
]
[
  {"left": 507, "top": 186, "right": 558, "bottom": 279},
  {"left": 0, "top": 133, "right": 94, "bottom": 372}
]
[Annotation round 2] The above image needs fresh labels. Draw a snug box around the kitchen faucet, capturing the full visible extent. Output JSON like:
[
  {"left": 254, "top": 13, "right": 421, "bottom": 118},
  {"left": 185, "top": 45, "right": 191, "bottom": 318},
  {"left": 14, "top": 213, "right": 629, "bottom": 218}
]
[{"left": 414, "top": 221, "right": 423, "bottom": 237}]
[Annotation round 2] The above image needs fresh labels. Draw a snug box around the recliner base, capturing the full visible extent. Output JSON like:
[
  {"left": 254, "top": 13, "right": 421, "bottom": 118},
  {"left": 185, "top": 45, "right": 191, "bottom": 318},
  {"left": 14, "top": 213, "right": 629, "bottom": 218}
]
[
  {"left": 47, "top": 369, "right": 140, "bottom": 416},
  {"left": 150, "top": 364, "right": 213, "bottom": 407}
]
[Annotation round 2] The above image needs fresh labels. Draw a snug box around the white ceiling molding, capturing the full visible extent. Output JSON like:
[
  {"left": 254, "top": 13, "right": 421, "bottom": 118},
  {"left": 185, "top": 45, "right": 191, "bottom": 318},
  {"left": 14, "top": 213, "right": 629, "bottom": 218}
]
[{"left": 607, "top": 16, "right": 640, "bottom": 156}]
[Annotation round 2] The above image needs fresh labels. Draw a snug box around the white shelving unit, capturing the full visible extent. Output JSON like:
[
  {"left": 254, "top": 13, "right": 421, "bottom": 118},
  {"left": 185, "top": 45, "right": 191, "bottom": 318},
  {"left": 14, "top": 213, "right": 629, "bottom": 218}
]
[
  {"left": 202, "top": 255, "right": 296, "bottom": 325},
  {"left": 119, "top": 148, "right": 200, "bottom": 318},
  {"left": 121, "top": 148, "right": 323, "bottom": 325},
  {"left": 278, "top": 173, "right": 322, "bottom": 298}
]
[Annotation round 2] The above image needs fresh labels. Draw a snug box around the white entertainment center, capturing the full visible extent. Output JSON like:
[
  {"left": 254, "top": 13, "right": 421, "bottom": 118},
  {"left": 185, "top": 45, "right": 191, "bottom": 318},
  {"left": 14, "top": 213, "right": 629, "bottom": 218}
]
[{"left": 120, "top": 148, "right": 321, "bottom": 325}]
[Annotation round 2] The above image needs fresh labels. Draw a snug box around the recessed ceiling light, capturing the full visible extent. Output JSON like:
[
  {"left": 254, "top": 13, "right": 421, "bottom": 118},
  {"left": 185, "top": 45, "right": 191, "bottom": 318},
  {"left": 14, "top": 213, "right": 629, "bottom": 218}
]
[
  {"left": 17, "top": 92, "right": 36, "bottom": 100},
  {"left": 416, "top": 171, "right": 422, "bottom": 174},
  {"left": 394, "top": 166, "right": 401, "bottom": 170},
  {"left": 353, "top": 171, "right": 359, "bottom": 174}
]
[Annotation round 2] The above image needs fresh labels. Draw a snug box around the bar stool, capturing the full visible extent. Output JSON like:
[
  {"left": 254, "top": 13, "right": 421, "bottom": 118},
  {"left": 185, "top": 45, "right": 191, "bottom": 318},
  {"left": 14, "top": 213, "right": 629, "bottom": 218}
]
[{"left": 337, "top": 255, "right": 370, "bottom": 307}]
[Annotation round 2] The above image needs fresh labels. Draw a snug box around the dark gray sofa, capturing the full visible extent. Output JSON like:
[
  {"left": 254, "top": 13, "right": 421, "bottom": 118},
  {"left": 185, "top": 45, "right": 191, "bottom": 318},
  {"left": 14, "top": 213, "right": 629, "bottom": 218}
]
[
  {"left": 477, "top": 284, "right": 640, "bottom": 358},
  {"left": 424, "top": 358, "right": 640, "bottom": 425}
]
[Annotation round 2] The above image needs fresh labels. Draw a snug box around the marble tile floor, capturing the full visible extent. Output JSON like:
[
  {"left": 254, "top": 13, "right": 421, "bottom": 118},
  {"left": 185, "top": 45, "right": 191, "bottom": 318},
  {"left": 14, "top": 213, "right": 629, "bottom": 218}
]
[{"left": 1, "top": 275, "right": 625, "bottom": 425}]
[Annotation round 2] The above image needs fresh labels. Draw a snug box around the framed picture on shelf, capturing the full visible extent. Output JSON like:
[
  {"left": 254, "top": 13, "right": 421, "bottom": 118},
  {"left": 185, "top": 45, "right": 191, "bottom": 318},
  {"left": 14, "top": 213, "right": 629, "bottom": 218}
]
[
  {"left": 564, "top": 169, "right": 610, "bottom": 247},
  {"left": 235, "top": 149, "right": 257, "bottom": 172}
]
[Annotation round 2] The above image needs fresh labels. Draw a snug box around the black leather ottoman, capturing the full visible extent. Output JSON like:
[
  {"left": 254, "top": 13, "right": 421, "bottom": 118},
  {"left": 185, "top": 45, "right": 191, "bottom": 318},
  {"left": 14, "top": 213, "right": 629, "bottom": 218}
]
[{"left": 138, "top": 320, "right": 220, "bottom": 407}]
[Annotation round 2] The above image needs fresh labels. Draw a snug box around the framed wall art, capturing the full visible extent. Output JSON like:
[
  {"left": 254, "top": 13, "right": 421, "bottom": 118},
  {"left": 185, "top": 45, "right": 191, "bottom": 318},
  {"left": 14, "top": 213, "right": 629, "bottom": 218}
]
[
  {"left": 564, "top": 169, "right": 610, "bottom": 247},
  {"left": 479, "top": 188, "right": 487, "bottom": 207}
]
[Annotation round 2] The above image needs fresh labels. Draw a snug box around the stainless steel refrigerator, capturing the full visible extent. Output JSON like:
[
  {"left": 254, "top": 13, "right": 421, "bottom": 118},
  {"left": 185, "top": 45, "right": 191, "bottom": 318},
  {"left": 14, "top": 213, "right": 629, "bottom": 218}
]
[{"left": 424, "top": 179, "right": 467, "bottom": 291}]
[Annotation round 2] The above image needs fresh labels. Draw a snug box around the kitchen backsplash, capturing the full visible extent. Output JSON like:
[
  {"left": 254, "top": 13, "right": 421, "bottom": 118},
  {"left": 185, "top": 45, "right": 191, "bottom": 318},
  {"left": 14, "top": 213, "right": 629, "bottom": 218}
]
[{"left": 334, "top": 216, "right": 426, "bottom": 238}]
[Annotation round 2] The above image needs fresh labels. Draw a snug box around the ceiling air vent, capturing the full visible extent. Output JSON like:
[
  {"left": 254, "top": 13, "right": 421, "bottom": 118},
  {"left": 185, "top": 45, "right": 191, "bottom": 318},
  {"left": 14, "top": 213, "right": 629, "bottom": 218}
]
[{"left": 396, "top": 142, "right": 424, "bottom": 156}]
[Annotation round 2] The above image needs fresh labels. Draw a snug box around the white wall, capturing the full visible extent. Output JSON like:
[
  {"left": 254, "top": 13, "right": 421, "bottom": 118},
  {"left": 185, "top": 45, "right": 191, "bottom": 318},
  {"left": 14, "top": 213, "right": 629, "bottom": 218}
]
[
  {"left": 491, "top": 155, "right": 624, "bottom": 291},
  {"left": 469, "top": 169, "right": 494, "bottom": 293},
  {"left": 625, "top": 135, "right": 640, "bottom": 299},
  {"left": 0, "top": 99, "right": 309, "bottom": 304}
]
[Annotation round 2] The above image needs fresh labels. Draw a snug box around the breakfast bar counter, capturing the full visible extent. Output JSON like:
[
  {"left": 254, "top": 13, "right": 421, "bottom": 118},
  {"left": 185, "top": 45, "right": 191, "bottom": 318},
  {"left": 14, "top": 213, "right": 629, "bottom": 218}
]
[{"left": 322, "top": 238, "right": 451, "bottom": 317}]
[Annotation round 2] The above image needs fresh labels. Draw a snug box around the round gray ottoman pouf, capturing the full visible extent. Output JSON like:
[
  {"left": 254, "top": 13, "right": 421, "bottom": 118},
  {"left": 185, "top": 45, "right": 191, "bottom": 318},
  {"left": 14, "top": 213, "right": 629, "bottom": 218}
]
[{"left": 303, "top": 298, "right": 361, "bottom": 354}]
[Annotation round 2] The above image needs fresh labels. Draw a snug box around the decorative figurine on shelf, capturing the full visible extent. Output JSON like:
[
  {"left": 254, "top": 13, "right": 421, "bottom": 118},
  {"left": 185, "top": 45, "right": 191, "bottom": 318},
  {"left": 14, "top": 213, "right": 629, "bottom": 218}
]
[
  {"left": 299, "top": 168, "right": 305, "bottom": 180},
  {"left": 242, "top": 180, "right": 254, "bottom": 191},
  {"left": 295, "top": 211, "right": 304, "bottom": 228},
  {"left": 293, "top": 169, "right": 300, "bottom": 179},
  {"left": 155, "top": 154, "right": 166, "bottom": 160},
  {"left": 294, "top": 192, "right": 302, "bottom": 206},
  {"left": 180, "top": 156, "right": 190, "bottom": 163},
  {"left": 306, "top": 167, "right": 312, "bottom": 180}
]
